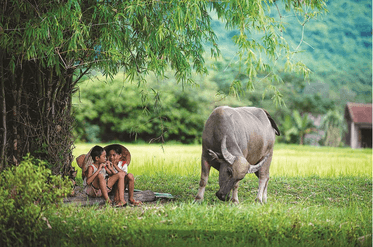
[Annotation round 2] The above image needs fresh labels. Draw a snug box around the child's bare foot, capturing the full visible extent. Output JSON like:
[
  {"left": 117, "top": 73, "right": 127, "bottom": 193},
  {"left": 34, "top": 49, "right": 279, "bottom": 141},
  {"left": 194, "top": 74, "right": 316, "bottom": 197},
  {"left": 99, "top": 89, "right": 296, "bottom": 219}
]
[
  {"left": 129, "top": 199, "right": 142, "bottom": 206},
  {"left": 114, "top": 201, "right": 127, "bottom": 207}
]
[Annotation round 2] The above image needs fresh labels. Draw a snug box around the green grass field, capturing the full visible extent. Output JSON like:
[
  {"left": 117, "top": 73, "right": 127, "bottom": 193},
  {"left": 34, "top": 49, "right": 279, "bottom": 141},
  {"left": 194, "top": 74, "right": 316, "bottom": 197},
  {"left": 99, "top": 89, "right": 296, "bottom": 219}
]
[
  {"left": 72, "top": 143, "right": 372, "bottom": 178},
  {"left": 46, "top": 143, "right": 371, "bottom": 246}
]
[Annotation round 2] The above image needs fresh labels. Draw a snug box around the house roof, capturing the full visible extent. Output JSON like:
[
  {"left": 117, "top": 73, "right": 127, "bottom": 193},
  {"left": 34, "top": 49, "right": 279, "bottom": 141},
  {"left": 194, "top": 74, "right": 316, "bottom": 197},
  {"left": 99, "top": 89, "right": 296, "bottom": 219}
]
[{"left": 345, "top": 102, "right": 372, "bottom": 124}]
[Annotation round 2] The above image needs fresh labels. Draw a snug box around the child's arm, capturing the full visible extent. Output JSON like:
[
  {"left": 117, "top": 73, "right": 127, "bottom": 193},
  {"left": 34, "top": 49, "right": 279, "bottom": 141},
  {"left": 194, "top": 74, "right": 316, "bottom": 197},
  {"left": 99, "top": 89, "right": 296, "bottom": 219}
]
[
  {"left": 86, "top": 164, "right": 104, "bottom": 185},
  {"left": 124, "top": 157, "right": 129, "bottom": 167},
  {"left": 105, "top": 161, "right": 116, "bottom": 175},
  {"left": 113, "top": 162, "right": 127, "bottom": 175}
]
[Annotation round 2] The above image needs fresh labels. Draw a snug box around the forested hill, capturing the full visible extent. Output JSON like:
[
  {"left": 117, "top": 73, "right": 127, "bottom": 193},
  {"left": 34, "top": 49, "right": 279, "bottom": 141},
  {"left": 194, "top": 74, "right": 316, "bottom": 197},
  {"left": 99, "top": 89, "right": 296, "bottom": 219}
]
[{"left": 211, "top": 0, "right": 372, "bottom": 103}]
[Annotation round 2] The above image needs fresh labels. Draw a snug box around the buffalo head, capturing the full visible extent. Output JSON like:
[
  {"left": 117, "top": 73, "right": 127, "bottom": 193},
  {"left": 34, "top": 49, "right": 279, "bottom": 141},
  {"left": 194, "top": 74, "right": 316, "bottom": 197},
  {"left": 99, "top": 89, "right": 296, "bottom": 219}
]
[
  {"left": 209, "top": 136, "right": 250, "bottom": 201},
  {"left": 210, "top": 136, "right": 270, "bottom": 201}
]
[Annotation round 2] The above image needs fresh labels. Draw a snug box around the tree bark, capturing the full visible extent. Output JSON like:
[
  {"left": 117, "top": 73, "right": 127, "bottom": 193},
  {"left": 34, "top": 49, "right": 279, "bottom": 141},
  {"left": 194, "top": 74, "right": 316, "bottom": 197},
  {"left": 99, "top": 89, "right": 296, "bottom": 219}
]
[
  {"left": 300, "top": 133, "right": 304, "bottom": 145},
  {"left": 0, "top": 52, "right": 6, "bottom": 169}
]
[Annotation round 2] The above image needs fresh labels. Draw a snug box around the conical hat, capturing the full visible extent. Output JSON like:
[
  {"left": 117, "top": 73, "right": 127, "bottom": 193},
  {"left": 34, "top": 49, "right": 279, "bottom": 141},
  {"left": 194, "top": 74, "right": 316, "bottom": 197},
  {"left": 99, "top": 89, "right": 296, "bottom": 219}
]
[
  {"left": 104, "top": 144, "right": 131, "bottom": 166},
  {"left": 76, "top": 154, "right": 86, "bottom": 169},
  {"left": 75, "top": 147, "right": 95, "bottom": 177}
]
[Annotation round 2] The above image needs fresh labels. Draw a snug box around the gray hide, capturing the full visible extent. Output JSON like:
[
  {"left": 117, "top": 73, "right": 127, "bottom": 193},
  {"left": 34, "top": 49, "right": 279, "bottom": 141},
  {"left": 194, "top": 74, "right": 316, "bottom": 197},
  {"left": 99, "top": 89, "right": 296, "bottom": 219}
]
[{"left": 195, "top": 106, "right": 280, "bottom": 204}]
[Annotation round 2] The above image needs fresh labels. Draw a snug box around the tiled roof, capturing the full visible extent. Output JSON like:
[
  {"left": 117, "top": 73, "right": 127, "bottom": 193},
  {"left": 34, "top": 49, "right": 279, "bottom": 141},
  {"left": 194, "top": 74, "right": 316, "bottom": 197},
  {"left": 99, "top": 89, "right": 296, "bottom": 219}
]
[{"left": 345, "top": 102, "right": 372, "bottom": 124}]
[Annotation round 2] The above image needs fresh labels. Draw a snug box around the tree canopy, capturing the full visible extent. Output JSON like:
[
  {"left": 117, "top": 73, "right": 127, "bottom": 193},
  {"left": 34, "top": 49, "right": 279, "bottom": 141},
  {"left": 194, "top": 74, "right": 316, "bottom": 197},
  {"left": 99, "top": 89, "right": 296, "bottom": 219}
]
[{"left": 0, "top": 0, "right": 326, "bottom": 174}]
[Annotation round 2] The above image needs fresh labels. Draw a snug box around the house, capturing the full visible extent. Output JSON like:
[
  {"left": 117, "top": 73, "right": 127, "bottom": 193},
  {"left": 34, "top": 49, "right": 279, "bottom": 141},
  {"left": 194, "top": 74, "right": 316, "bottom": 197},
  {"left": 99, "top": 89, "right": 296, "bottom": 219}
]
[{"left": 344, "top": 102, "right": 372, "bottom": 148}]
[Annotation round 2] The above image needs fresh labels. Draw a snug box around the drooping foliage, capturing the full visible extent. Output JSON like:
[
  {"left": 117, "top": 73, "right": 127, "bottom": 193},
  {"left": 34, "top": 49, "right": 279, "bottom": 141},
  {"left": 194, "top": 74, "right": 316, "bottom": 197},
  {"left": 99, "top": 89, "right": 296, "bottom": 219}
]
[
  {"left": 0, "top": 0, "right": 326, "bottom": 174},
  {"left": 212, "top": 0, "right": 372, "bottom": 103}
]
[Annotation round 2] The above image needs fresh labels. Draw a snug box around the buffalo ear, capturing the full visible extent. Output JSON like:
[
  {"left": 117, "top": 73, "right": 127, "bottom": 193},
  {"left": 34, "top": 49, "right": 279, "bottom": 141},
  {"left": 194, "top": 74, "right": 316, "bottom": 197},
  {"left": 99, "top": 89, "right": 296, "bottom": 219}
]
[
  {"left": 208, "top": 149, "right": 220, "bottom": 160},
  {"left": 208, "top": 149, "right": 230, "bottom": 164}
]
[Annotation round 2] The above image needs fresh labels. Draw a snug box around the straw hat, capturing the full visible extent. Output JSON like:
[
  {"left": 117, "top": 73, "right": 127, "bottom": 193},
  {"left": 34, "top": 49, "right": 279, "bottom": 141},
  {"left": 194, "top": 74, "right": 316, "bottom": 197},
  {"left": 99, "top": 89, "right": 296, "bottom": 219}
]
[
  {"left": 76, "top": 147, "right": 95, "bottom": 178},
  {"left": 104, "top": 144, "right": 131, "bottom": 165},
  {"left": 76, "top": 154, "right": 86, "bottom": 169}
]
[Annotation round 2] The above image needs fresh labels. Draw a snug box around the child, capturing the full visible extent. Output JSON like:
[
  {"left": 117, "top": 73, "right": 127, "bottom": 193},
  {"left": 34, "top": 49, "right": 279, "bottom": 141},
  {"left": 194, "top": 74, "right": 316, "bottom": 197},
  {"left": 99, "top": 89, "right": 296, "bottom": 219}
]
[
  {"left": 84, "top": 145, "right": 127, "bottom": 206},
  {"left": 107, "top": 145, "right": 128, "bottom": 174},
  {"left": 106, "top": 144, "right": 142, "bottom": 206}
]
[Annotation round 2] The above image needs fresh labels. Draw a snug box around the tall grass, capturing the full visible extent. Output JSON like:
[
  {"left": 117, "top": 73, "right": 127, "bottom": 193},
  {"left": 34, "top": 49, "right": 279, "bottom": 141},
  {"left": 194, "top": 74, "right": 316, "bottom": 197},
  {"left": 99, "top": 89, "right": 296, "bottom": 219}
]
[
  {"left": 272, "top": 144, "right": 372, "bottom": 177},
  {"left": 73, "top": 143, "right": 372, "bottom": 179},
  {"left": 73, "top": 143, "right": 205, "bottom": 178}
]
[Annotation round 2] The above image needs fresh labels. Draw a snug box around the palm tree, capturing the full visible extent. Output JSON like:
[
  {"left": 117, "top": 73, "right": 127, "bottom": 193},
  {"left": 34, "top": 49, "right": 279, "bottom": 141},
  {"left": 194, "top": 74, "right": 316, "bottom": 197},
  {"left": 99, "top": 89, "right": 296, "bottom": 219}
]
[
  {"left": 280, "top": 115, "right": 299, "bottom": 143},
  {"left": 292, "top": 110, "right": 316, "bottom": 145}
]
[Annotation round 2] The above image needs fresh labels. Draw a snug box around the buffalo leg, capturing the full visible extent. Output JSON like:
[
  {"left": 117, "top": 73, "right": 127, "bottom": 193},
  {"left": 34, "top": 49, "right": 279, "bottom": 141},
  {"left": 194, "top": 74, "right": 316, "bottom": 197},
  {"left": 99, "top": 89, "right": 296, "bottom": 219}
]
[
  {"left": 262, "top": 178, "right": 270, "bottom": 203},
  {"left": 231, "top": 180, "right": 240, "bottom": 204},
  {"left": 255, "top": 153, "right": 272, "bottom": 203},
  {"left": 195, "top": 156, "right": 211, "bottom": 202},
  {"left": 255, "top": 177, "right": 265, "bottom": 203}
]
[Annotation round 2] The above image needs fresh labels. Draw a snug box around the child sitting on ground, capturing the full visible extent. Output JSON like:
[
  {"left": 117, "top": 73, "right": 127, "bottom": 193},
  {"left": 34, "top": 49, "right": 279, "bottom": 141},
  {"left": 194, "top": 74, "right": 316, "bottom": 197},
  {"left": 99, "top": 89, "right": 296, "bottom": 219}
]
[
  {"left": 84, "top": 145, "right": 127, "bottom": 206},
  {"left": 106, "top": 144, "right": 142, "bottom": 206}
]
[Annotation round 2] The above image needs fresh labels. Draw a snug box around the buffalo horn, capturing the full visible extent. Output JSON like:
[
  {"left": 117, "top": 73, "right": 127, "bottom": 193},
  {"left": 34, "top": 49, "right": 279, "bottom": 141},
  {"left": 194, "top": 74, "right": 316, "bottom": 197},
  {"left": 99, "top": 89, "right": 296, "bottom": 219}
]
[
  {"left": 247, "top": 153, "right": 270, "bottom": 173},
  {"left": 221, "top": 136, "right": 236, "bottom": 165}
]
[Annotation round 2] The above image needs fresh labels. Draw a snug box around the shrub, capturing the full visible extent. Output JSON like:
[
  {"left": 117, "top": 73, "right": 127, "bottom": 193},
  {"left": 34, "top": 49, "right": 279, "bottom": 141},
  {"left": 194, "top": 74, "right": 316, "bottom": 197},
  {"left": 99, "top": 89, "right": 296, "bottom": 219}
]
[{"left": 0, "top": 155, "right": 72, "bottom": 246}]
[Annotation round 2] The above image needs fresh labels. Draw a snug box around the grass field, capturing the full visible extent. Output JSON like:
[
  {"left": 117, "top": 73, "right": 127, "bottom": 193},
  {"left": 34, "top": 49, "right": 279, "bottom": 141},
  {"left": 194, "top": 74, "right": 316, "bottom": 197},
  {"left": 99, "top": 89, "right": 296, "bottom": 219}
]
[
  {"left": 45, "top": 143, "right": 371, "bottom": 246},
  {"left": 72, "top": 143, "right": 372, "bottom": 178}
]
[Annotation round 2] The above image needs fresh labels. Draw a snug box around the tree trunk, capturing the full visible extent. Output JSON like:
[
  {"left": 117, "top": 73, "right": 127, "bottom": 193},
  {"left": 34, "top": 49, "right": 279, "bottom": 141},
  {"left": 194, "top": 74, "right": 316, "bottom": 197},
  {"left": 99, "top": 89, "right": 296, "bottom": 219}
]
[
  {"left": 0, "top": 51, "right": 6, "bottom": 170},
  {"left": 300, "top": 133, "right": 304, "bottom": 145},
  {"left": 0, "top": 55, "right": 76, "bottom": 176}
]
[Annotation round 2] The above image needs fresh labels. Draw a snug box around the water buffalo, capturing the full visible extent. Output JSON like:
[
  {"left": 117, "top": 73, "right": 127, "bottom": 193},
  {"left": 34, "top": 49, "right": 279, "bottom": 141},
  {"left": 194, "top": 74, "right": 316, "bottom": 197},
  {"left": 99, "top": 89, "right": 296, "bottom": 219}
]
[{"left": 195, "top": 106, "right": 280, "bottom": 204}]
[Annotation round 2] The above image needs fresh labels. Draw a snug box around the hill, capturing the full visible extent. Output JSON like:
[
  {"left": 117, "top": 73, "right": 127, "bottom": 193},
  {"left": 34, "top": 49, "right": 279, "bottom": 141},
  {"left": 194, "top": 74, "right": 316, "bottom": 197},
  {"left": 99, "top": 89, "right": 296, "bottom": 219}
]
[{"left": 210, "top": 0, "right": 372, "bottom": 103}]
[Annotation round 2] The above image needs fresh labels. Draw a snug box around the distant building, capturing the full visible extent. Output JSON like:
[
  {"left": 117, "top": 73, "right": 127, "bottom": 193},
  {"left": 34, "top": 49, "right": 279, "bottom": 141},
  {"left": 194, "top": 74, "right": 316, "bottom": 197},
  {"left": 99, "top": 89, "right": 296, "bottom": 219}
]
[{"left": 344, "top": 102, "right": 372, "bottom": 148}]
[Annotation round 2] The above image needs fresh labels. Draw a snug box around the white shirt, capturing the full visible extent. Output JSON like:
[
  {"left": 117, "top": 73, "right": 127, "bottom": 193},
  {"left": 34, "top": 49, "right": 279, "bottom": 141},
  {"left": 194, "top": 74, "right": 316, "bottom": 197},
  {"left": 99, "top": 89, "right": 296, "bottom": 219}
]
[{"left": 116, "top": 161, "right": 128, "bottom": 173}]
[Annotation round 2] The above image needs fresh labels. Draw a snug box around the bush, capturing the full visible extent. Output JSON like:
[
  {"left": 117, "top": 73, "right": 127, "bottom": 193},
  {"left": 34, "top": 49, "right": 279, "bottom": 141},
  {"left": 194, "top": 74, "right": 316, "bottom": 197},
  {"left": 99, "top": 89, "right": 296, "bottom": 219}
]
[
  {"left": 73, "top": 73, "right": 216, "bottom": 144},
  {"left": 0, "top": 155, "right": 72, "bottom": 246}
]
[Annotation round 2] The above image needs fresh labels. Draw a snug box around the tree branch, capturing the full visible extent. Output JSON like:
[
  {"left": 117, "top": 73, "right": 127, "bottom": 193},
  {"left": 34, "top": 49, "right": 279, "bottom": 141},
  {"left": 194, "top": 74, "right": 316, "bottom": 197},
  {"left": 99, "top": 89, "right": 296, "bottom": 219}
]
[{"left": 72, "top": 64, "right": 93, "bottom": 86}]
